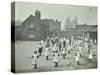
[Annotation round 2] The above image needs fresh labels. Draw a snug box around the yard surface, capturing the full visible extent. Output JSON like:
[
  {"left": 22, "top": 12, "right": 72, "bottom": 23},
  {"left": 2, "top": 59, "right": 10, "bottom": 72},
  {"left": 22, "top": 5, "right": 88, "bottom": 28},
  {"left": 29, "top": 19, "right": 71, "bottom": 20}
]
[{"left": 15, "top": 41, "right": 97, "bottom": 73}]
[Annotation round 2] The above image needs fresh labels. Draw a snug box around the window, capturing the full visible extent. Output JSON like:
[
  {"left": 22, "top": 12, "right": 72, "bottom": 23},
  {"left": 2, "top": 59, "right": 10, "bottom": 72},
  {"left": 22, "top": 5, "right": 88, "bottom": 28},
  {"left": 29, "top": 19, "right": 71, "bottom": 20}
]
[
  {"left": 28, "top": 34, "right": 35, "bottom": 38},
  {"left": 30, "top": 23, "right": 34, "bottom": 28},
  {"left": 28, "top": 30, "right": 34, "bottom": 34}
]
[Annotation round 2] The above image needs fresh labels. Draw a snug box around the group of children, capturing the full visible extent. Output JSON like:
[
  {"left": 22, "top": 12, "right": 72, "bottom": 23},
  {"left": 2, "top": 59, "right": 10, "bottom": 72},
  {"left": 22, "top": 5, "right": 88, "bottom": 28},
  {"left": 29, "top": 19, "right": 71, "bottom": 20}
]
[{"left": 31, "top": 36, "right": 96, "bottom": 69}]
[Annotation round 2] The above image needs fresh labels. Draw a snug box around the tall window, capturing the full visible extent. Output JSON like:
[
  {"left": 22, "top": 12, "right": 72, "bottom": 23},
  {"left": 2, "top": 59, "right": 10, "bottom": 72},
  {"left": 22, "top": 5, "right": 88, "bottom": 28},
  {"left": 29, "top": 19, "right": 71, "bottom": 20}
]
[
  {"left": 28, "top": 30, "right": 34, "bottom": 34},
  {"left": 28, "top": 23, "right": 35, "bottom": 39},
  {"left": 28, "top": 34, "right": 35, "bottom": 38},
  {"left": 29, "top": 23, "right": 34, "bottom": 28}
]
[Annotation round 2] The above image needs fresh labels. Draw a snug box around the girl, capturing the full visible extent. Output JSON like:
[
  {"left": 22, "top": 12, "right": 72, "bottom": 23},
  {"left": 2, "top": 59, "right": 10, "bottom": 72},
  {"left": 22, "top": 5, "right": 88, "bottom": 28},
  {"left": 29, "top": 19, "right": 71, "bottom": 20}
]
[
  {"left": 52, "top": 44, "right": 57, "bottom": 53},
  {"left": 79, "top": 45, "right": 82, "bottom": 57},
  {"left": 45, "top": 45, "right": 49, "bottom": 60},
  {"left": 88, "top": 50, "right": 93, "bottom": 61},
  {"left": 53, "top": 50, "right": 59, "bottom": 67},
  {"left": 75, "top": 50, "right": 81, "bottom": 65},
  {"left": 62, "top": 47, "right": 66, "bottom": 59},
  {"left": 32, "top": 50, "right": 39, "bottom": 69},
  {"left": 38, "top": 43, "right": 42, "bottom": 56},
  {"left": 67, "top": 44, "right": 71, "bottom": 54}
]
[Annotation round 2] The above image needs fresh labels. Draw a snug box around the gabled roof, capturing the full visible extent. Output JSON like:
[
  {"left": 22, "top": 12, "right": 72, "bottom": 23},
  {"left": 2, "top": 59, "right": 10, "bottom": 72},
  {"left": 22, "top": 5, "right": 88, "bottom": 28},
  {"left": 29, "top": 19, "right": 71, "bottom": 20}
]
[{"left": 22, "top": 14, "right": 35, "bottom": 25}]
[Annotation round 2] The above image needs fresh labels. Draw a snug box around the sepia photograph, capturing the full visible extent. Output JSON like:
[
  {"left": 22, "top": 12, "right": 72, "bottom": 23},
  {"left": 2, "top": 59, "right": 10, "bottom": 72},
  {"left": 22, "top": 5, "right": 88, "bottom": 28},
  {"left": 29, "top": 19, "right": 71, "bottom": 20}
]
[{"left": 11, "top": 2, "right": 97, "bottom": 73}]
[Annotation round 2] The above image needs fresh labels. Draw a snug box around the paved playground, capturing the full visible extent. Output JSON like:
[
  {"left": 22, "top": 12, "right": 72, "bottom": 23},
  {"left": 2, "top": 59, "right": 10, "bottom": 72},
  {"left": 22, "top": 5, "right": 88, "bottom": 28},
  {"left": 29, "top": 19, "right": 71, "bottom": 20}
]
[{"left": 15, "top": 41, "right": 97, "bottom": 73}]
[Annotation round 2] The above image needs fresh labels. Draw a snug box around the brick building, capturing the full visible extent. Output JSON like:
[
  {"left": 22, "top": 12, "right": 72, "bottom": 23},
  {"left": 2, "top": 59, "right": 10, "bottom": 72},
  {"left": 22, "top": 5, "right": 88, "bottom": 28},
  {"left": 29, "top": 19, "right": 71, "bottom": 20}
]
[
  {"left": 21, "top": 10, "right": 61, "bottom": 41},
  {"left": 60, "top": 25, "right": 97, "bottom": 41}
]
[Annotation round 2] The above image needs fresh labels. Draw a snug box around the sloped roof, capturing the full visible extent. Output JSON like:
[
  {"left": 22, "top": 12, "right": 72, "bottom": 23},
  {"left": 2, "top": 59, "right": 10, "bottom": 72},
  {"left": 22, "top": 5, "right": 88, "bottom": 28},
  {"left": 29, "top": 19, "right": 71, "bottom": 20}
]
[
  {"left": 22, "top": 14, "right": 35, "bottom": 24},
  {"left": 75, "top": 25, "right": 97, "bottom": 32}
]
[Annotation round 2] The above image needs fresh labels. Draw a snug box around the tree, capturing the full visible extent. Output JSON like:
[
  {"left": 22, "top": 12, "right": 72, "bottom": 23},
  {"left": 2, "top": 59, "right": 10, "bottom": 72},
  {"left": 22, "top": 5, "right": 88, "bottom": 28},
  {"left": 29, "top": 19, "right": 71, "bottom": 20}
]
[
  {"left": 71, "top": 18, "right": 75, "bottom": 29},
  {"left": 74, "top": 16, "right": 78, "bottom": 26},
  {"left": 64, "top": 16, "right": 70, "bottom": 30}
]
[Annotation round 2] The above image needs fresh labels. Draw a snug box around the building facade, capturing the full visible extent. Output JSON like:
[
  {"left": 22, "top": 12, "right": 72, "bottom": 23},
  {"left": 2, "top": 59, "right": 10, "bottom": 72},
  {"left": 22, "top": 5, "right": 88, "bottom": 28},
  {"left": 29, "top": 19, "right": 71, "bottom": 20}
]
[
  {"left": 21, "top": 10, "right": 61, "bottom": 41},
  {"left": 60, "top": 25, "right": 97, "bottom": 42}
]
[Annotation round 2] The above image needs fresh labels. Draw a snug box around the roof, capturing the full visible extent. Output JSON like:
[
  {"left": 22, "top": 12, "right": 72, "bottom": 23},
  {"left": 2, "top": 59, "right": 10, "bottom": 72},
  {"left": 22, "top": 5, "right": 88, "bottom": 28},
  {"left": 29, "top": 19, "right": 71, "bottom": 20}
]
[
  {"left": 22, "top": 14, "right": 35, "bottom": 24},
  {"left": 75, "top": 25, "right": 97, "bottom": 32}
]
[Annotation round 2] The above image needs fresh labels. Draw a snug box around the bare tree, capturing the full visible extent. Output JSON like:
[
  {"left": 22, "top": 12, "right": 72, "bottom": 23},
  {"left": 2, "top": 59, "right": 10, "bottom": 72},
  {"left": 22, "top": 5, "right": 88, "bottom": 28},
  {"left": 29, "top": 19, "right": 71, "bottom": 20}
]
[{"left": 64, "top": 16, "right": 70, "bottom": 30}]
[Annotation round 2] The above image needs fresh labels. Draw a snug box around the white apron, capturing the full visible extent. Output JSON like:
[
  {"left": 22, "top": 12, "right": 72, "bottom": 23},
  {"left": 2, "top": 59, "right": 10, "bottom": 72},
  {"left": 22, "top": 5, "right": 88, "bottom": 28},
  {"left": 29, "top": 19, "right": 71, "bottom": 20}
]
[
  {"left": 32, "top": 54, "right": 38, "bottom": 65},
  {"left": 62, "top": 48, "right": 66, "bottom": 54},
  {"left": 53, "top": 53, "right": 59, "bottom": 63},
  {"left": 52, "top": 46, "right": 56, "bottom": 52},
  {"left": 67, "top": 45, "right": 71, "bottom": 51},
  {"left": 84, "top": 42, "right": 88, "bottom": 50},
  {"left": 79, "top": 46, "right": 82, "bottom": 54},
  {"left": 88, "top": 51, "right": 93, "bottom": 59},
  {"left": 75, "top": 52, "right": 80, "bottom": 61},
  {"left": 45, "top": 47, "right": 49, "bottom": 56}
]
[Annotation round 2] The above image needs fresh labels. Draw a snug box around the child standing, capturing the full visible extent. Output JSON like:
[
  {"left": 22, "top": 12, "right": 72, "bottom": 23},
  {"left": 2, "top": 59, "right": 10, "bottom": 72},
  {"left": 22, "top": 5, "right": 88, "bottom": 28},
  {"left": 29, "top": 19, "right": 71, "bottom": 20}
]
[
  {"left": 88, "top": 50, "right": 93, "bottom": 61},
  {"left": 62, "top": 47, "right": 66, "bottom": 59},
  {"left": 53, "top": 50, "right": 59, "bottom": 67},
  {"left": 67, "top": 44, "right": 71, "bottom": 54},
  {"left": 45, "top": 45, "right": 49, "bottom": 60},
  {"left": 38, "top": 43, "right": 43, "bottom": 56},
  {"left": 32, "top": 50, "right": 39, "bottom": 69},
  {"left": 75, "top": 50, "right": 81, "bottom": 65},
  {"left": 52, "top": 44, "right": 57, "bottom": 53},
  {"left": 79, "top": 45, "right": 82, "bottom": 57}
]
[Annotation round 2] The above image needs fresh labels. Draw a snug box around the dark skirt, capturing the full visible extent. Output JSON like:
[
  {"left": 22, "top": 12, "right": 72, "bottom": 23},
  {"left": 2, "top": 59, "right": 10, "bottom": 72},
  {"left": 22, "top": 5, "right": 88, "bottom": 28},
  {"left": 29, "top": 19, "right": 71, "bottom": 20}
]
[{"left": 38, "top": 48, "right": 42, "bottom": 53}]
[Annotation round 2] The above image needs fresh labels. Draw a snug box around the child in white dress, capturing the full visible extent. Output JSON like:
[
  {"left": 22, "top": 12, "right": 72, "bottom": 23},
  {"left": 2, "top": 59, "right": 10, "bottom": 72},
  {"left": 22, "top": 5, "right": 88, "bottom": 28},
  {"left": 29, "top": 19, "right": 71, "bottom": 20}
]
[
  {"left": 62, "top": 47, "right": 66, "bottom": 59},
  {"left": 53, "top": 50, "right": 59, "bottom": 67},
  {"left": 45, "top": 46, "right": 49, "bottom": 60},
  {"left": 67, "top": 44, "right": 71, "bottom": 54},
  {"left": 79, "top": 45, "right": 82, "bottom": 57},
  {"left": 75, "top": 50, "right": 81, "bottom": 65},
  {"left": 88, "top": 50, "right": 93, "bottom": 61},
  {"left": 32, "top": 50, "right": 39, "bottom": 69}
]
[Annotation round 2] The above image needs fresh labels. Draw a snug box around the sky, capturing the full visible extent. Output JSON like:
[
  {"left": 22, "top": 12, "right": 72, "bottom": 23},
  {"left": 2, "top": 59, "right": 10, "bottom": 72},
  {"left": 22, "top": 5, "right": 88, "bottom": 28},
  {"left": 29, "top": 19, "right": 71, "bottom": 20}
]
[{"left": 15, "top": 2, "right": 97, "bottom": 29}]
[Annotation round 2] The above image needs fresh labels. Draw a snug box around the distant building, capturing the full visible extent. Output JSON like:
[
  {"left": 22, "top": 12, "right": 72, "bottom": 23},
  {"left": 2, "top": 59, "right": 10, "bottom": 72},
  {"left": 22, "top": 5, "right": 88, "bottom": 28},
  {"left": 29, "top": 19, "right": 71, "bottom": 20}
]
[
  {"left": 15, "top": 26, "right": 22, "bottom": 40},
  {"left": 14, "top": 10, "right": 97, "bottom": 41},
  {"left": 41, "top": 19, "right": 61, "bottom": 37},
  {"left": 64, "top": 16, "right": 78, "bottom": 31},
  {"left": 75, "top": 25, "right": 97, "bottom": 41},
  {"left": 21, "top": 10, "right": 61, "bottom": 41},
  {"left": 60, "top": 25, "right": 97, "bottom": 41}
]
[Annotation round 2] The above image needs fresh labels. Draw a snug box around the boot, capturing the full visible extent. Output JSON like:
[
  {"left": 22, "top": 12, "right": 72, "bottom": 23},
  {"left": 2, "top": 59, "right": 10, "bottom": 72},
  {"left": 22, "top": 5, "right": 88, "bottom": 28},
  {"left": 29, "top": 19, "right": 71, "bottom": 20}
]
[
  {"left": 55, "top": 62, "right": 58, "bottom": 67},
  {"left": 46, "top": 56, "right": 49, "bottom": 60},
  {"left": 77, "top": 61, "right": 80, "bottom": 65},
  {"left": 34, "top": 64, "right": 37, "bottom": 69},
  {"left": 68, "top": 51, "right": 70, "bottom": 54}
]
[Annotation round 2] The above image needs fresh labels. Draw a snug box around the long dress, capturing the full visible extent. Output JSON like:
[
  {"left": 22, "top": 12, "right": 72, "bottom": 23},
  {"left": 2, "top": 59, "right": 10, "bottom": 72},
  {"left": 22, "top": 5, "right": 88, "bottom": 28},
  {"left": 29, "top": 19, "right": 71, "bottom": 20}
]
[
  {"left": 32, "top": 53, "right": 38, "bottom": 65},
  {"left": 75, "top": 52, "right": 80, "bottom": 62},
  {"left": 53, "top": 53, "right": 59, "bottom": 63},
  {"left": 67, "top": 45, "right": 71, "bottom": 52},
  {"left": 49, "top": 42, "right": 53, "bottom": 51},
  {"left": 79, "top": 46, "right": 82, "bottom": 55},
  {"left": 40, "top": 40, "right": 44, "bottom": 46},
  {"left": 62, "top": 48, "right": 66, "bottom": 55},
  {"left": 38, "top": 45, "right": 42, "bottom": 53},
  {"left": 45, "top": 47, "right": 49, "bottom": 57},
  {"left": 88, "top": 51, "right": 93, "bottom": 60},
  {"left": 52, "top": 46, "right": 57, "bottom": 53},
  {"left": 84, "top": 42, "right": 88, "bottom": 50}
]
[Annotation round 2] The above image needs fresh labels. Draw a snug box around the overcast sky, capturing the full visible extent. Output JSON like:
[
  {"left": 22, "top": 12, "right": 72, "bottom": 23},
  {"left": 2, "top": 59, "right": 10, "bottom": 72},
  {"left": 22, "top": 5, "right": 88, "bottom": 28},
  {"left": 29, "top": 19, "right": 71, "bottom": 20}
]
[{"left": 15, "top": 2, "right": 97, "bottom": 29}]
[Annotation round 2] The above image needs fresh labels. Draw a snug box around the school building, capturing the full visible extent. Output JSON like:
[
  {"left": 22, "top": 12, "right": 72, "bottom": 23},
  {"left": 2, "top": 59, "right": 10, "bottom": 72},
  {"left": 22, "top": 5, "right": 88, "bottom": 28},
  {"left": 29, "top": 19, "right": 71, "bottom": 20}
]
[
  {"left": 21, "top": 10, "right": 61, "bottom": 41},
  {"left": 14, "top": 10, "right": 97, "bottom": 41},
  {"left": 60, "top": 25, "right": 97, "bottom": 41}
]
